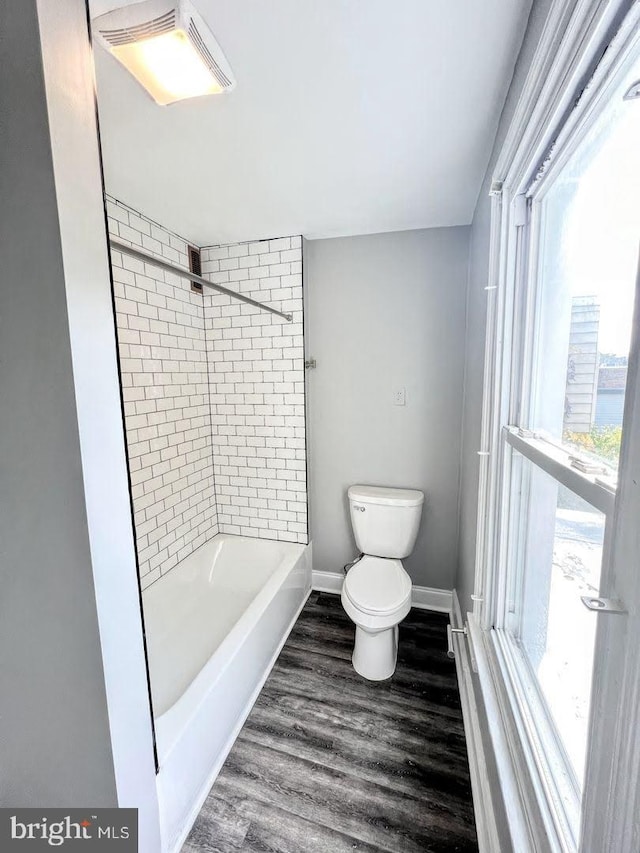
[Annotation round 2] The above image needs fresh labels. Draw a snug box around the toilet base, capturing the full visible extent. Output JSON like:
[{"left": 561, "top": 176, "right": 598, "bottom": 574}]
[{"left": 352, "top": 624, "right": 399, "bottom": 681}]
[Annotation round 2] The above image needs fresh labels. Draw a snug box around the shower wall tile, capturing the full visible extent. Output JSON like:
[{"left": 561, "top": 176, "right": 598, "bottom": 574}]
[
  {"left": 201, "top": 238, "right": 307, "bottom": 544},
  {"left": 107, "top": 197, "right": 218, "bottom": 589}
]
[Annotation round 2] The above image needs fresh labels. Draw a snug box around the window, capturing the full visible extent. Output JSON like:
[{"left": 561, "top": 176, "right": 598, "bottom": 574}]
[
  {"left": 528, "top": 74, "right": 638, "bottom": 473},
  {"left": 504, "top": 454, "right": 607, "bottom": 784},
  {"left": 483, "top": 31, "right": 640, "bottom": 850}
]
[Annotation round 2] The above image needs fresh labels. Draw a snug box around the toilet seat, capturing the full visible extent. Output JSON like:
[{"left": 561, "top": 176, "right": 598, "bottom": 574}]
[{"left": 343, "top": 556, "right": 411, "bottom": 616}]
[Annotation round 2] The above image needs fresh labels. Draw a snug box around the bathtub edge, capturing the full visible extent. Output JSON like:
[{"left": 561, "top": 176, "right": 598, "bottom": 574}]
[{"left": 160, "top": 541, "right": 313, "bottom": 853}]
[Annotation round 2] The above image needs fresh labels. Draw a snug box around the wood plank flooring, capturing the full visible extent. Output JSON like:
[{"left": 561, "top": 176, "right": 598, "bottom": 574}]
[{"left": 183, "top": 592, "right": 478, "bottom": 853}]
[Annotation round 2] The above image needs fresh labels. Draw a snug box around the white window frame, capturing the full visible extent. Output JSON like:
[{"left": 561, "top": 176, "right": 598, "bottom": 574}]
[{"left": 471, "top": 1, "right": 640, "bottom": 850}]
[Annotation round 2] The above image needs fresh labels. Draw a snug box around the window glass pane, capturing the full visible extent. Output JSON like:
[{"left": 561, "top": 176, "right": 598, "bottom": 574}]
[
  {"left": 530, "top": 54, "right": 640, "bottom": 472},
  {"left": 509, "top": 457, "right": 604, "bottom": 786}
]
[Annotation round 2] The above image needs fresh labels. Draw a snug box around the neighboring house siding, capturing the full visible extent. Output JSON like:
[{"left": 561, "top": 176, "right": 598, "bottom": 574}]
[
  {"left": 594, "top": 366, "right": 627, "bottom": 428},
  {"left": 594, "top": 391, "right": 625, "bottom": 428},
  {"left": 564, "top": 297, "right": 599, "bottom": 433}
]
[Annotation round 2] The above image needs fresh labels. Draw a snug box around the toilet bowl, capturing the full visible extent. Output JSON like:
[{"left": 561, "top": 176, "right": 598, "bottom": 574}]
[
  {"left": 341, "top": 485, "right": 424, "bottom": 680},
  {"left": 342, "top": 556, "right": 412, "bottom": 680}
]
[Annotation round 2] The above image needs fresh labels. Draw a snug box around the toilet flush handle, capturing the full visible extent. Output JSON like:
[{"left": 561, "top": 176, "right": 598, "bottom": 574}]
[
  {"left": 353, "top": 504, "right": 366, "bottom": 512},
  {"left": 343, "top": 553, "right": 364, "bottom": 575}
]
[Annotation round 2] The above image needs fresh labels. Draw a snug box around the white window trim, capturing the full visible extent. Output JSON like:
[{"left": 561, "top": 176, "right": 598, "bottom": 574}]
[
  {"left": 474, "top": 0, "right": 638, "bottom": 631},
  {"left": 470, "top": 2, "right": 640, "bottom": 851},
  {"left": 503, "top": 429, "right": 616, "bottom": 515},
  {"left": 490, "top": 627, "right": 579, "bottom": 850}
]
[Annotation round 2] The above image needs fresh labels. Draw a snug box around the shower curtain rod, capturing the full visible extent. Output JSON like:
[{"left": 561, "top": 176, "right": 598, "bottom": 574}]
[{"left": 109, "top": 239, "right": 293, "bottom": 322}]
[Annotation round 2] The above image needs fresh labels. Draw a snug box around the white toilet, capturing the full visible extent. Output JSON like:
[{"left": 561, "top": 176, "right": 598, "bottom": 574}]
[{"left": 341, "top": 484, "right": 424, "bottom": 680}]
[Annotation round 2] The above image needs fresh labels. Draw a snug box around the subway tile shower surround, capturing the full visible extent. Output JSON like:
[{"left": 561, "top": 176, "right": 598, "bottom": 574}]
[
  {"left": 108, "top": 197, "right": 307, "bottom": 589},
  {"left": 108, "top": 198, "right": 218, "bottom": 589},
  {"left": 201, "top": 239, "right": 307, "bottom": 543}
]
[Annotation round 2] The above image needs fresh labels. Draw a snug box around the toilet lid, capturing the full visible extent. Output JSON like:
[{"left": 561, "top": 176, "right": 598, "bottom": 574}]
[{"left": 344, "top": 556, "right": 411, "bottom": 615}]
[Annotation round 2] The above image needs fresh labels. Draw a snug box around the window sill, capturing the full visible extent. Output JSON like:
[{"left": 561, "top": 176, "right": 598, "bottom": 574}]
[
  {"left": 468, "top": 615, "right": 577, "bottom": 853},
  {"left": 503, "top": 427, "right": 615, "bottom": 514}
]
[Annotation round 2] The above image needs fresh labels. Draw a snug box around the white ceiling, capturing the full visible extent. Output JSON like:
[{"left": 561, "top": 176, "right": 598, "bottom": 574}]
[{"left": 91, "top": 0, "right": 532, "bottom": 246}]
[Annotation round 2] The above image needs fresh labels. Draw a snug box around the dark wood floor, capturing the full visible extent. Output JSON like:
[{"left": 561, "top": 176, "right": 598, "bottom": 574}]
[{"left": 183, "top": 592, "right": 478, "bottom": 853}]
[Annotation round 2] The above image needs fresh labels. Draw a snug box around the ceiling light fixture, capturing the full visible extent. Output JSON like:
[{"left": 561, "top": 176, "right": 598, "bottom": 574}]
[{"left": 93, "top": 0, "right": 236, "bottom": 106}]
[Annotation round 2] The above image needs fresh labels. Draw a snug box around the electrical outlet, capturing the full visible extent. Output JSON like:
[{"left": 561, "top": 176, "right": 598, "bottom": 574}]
[{"left": 393, "top": 388, "right": 406, "bottom": 406}]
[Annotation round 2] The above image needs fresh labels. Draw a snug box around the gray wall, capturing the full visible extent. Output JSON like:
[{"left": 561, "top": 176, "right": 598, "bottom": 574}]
[
  {"left": 0, "top": 0, "right": 117, "bottom": 806},
  {"left": 456, "top": 0, "right": 554, "bottom": 616},
  {"left": 306, "top": 228, "right": 470, "bottom": 589}
]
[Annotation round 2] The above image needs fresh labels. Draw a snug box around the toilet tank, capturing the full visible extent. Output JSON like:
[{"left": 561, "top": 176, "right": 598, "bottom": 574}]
[{"left": 348, "top": 485, "right": 424, "bottom": 559}]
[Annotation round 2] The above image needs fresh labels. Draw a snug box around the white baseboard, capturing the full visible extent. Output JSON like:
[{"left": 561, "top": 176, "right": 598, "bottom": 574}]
[
  {"left": 451, "top": 591, "right": 501, "bottom": 853},
  {"left": 411, "top": 585, "right": 452, "bottom": 613},
  {"left": 312, "top": 571, "right": 452, "bottom": 613},
  {"left": 312, "top": 570, "right": 343, "bottom": 593}
]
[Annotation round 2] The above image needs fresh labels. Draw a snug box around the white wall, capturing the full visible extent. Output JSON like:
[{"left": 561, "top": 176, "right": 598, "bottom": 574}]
[
  {"left": 109, "top": 198, "right": 218, "bottom": 588},
  {"left": 201, "top": 237, "right": 308, "bottom": 543},
  {"left": 107, "top": 214, "right": 309, "bottom": 589},
  {"left": 306, "top": 228, "right": 470, "bottom": 590}
]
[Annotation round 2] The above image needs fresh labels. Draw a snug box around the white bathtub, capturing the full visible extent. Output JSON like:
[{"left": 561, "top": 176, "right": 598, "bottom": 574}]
[{"left": 143, "top": 533, "right": 311, "bottom": 853}]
